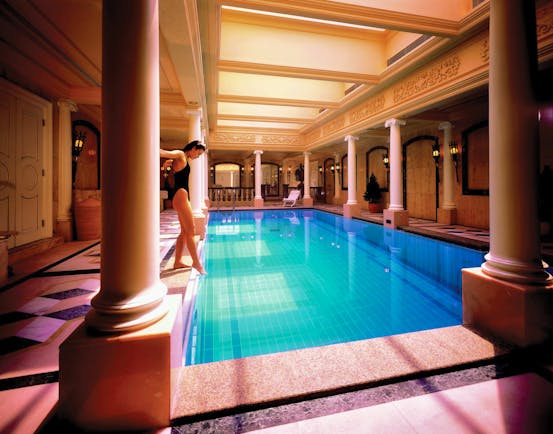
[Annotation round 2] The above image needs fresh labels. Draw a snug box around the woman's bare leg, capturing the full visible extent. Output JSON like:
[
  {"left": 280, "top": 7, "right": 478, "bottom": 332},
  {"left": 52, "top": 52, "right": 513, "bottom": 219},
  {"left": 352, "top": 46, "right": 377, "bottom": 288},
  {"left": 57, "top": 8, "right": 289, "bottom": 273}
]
[{"left": 173, "top": 189, "right": 206, "bottom": 274}]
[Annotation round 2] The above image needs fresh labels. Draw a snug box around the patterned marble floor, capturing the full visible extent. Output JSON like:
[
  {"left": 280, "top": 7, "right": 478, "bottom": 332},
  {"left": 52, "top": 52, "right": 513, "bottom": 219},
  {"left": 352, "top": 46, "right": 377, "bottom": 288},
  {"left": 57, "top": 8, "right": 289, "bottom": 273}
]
[{"left": 1, "top": 206, "right": 552, "bottom": 434}]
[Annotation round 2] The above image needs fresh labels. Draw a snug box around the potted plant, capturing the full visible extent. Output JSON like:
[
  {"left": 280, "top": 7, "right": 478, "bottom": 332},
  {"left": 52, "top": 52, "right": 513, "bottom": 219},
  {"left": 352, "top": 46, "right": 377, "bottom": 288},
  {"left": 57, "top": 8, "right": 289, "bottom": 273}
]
[{"left": 363, "top": 173, "right": 383, "bottom": 213}]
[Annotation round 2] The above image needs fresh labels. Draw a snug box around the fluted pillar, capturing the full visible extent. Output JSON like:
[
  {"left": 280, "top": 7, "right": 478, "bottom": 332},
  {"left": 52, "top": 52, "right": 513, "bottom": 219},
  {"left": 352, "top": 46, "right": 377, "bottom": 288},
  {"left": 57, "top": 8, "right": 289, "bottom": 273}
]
[
  {"left": 254, "top": 150, "right": 264, "bottom": 208},
  {"left": 463, "top": 0, "right": 552, "bottom": 348},
  {"left": 59, "top": 1, "right": 180, "bottom": 431},
  {"left": 56, "top": 100, "right": 78, "bottom": 241},
  {"left": 343, "top": 135, "right": 360, "bottom": 218},
  {"left": 303, "top": 151, "right": 313, "bottom": 206},
  {"left": 438, "top": 121, "right": 457, "bottom": 224},
  {"left": 333, "top": 152, "right": 341, "bottom": 203},
  {"left": 383, "top": 119, "right": 409, "bottom": 228}
]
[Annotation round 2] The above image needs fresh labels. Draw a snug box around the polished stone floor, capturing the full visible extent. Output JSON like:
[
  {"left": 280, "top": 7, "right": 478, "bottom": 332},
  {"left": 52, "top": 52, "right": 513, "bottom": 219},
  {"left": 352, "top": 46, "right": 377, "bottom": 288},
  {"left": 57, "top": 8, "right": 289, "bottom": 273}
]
[{"left": 1, "top": 204, "right": 552, "bottom": 434}]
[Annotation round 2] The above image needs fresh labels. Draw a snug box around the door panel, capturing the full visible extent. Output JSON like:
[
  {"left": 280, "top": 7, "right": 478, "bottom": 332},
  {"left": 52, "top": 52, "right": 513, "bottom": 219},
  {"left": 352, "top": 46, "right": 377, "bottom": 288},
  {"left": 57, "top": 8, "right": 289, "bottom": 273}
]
[
  {"left": 0, "top": 91, "right": 16, "bottom": 248},
  {"left": 15, "top": 99, "right": 43, "bottom": 245}
]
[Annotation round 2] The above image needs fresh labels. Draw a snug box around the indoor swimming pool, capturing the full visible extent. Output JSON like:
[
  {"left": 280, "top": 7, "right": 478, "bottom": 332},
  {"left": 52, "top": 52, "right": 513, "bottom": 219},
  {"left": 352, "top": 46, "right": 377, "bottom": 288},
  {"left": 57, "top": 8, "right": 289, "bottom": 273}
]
[{"left": 184, "top": 209, "right": 485, "bottom": 365}]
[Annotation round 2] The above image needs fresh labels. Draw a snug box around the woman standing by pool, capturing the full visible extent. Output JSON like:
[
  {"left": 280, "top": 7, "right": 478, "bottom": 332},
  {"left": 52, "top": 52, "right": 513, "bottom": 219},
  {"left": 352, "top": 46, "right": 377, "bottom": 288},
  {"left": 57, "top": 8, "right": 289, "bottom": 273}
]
[{"left": 160, "top": 140, "right": 207, "bottom": 274}]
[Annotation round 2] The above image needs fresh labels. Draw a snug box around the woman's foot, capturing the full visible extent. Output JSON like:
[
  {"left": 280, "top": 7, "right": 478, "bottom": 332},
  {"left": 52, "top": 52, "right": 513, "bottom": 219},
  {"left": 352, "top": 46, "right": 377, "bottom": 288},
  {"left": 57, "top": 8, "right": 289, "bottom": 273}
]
[
  {"left": 173, "top": 261, "right": 191, "bottom": 270},
  {"left": 192, "top": 261, "right": 207, "bottom": 275}
]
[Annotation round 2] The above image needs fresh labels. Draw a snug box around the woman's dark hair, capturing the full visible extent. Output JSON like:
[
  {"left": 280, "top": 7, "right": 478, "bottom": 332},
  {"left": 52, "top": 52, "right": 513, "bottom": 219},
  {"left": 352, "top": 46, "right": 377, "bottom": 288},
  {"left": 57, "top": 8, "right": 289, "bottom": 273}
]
[{"left": 182, "top": 140, "right": 206, "bottom": 152}]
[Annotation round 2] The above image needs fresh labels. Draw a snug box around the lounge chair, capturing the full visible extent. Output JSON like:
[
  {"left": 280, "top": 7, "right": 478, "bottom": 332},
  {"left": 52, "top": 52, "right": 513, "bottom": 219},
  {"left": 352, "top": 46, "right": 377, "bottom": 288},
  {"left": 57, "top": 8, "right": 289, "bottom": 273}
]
[{"left": 282, "top": 189, "right": 301, "bottom": 207}]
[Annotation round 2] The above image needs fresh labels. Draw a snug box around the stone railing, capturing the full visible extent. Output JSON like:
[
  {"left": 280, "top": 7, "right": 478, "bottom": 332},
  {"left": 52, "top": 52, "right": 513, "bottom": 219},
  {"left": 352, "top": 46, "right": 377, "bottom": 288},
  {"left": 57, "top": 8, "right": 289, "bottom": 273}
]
[{"left": 209, "top": 187, "right": 255, "bottom": 207}]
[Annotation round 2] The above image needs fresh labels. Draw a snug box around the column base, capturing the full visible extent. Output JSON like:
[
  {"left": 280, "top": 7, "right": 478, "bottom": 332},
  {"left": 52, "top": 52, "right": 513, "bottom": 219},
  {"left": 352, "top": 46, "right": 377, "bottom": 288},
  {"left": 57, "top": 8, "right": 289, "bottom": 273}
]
[
  {"left": 193, "top": 213, "right": 206, "bottom": 240},
  {"left": 343, "top": 203, "right": 360, "bottom": 219},
  {"left": 437, "top": 208, "right": 457, "bottom": 225},
  {"left": 383, "top": 209, "right": 409, "bottom": 229},
  {"left": 463, "top": 268, "right": 553, "bottom": 347},
  {"left": 254, "top": 197, "right": 264, "bottom": 208},
  {"left": 55, "top": 218, "right": 73, "bottom": 242},
  {"left": 58, "top": 295, "right": 183, "bottom": 432},
  {"left": 302, "top": 196, "right": 314, "bottom": 207}
]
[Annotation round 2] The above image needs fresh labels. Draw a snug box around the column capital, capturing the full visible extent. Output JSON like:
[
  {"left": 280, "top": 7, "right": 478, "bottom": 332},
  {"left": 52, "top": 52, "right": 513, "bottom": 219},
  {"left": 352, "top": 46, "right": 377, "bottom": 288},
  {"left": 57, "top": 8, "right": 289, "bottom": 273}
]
[
  {"left": 186, "top": 109, "right": 202, "bottom": 117},
  {"left": 303, "top": 151, "right": 312, "bottom": 156},
  {"left": 438, "top": 121, "right": 454, "bottom": 131},
  {"left": 385, "top": 118, "right": 406, "bottom": 128},
  {"left": 57, "top": 99, "right": 78, "bottom": 112},
  {"left": 344, "top": 135, "right": 358, "bottom": 142},
  {"left": 254, "top": 150, "right": 263, "bottom": 156}
]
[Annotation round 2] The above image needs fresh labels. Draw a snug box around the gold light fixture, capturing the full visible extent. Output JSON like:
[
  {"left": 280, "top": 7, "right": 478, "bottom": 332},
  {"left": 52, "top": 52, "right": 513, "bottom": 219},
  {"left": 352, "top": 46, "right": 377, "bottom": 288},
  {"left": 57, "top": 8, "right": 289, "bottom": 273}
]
[
  {"left": 432, "top": 143, "right": 440, "bottom": 166},
  {"left": 72, "top": 130, "right": 86, "bottom": 159},
  {"left": 382, "top": 153, "right": 389, "bottom": 169},
  {"left": 449, "top": 140, "right": 459, "bottom": 181}
]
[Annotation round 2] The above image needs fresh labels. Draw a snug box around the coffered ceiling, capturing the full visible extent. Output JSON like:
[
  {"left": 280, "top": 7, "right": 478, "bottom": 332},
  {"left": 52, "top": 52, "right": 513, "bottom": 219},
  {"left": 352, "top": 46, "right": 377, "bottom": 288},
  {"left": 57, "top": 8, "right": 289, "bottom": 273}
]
[{"left": 0, "top": 0, "right": 494, "bottom": 161}]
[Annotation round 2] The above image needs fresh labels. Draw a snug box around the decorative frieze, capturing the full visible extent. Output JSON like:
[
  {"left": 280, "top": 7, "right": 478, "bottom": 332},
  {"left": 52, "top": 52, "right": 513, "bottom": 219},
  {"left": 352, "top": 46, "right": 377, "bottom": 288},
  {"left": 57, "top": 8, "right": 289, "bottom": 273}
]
[
  {"left": 537, "top": 2, "right": 553, "bottom": 39},
  {"left": 212, "top": 132, "right": 255, "bottom": 143},
  {"left": 305, "top": 129, "right": 320, "bottom": 143},
  {"left": 350, "top": 95, "right": 386, "bottom": 124},
  {"left": 322, "top": 115, "right": 345, "bottom": 136},
  {"left": 261, "top": 135, "right": 302, "bottom": 145},
  {"left": 393, "top": 55, "right": 461, "bottom": 104},
  {"left": 480, "top": 38, "right": 489, "bottom": 63}
]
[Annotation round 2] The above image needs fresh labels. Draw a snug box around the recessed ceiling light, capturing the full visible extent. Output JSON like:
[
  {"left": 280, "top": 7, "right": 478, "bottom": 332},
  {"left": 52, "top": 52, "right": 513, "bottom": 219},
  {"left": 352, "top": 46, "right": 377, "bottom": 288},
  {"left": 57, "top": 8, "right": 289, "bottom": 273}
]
[{"left": 222, "top": 5, "right": 385, "bottom": 31}]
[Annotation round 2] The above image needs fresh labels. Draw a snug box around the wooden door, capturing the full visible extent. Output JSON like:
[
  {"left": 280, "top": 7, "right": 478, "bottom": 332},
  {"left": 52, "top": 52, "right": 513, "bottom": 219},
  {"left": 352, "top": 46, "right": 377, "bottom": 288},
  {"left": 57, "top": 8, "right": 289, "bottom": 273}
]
[{"left": 0, "top": 80, "right": 50, "bottom": 248}]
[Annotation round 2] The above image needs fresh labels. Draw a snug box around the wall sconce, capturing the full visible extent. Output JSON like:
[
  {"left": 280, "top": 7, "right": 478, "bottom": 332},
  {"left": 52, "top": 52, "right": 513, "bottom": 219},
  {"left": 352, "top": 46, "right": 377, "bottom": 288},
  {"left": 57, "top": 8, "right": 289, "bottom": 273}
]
[
  {"left": 209, "top": 165, "right": 215, "bottom": 177},
  {"left": 241, "top": 166, "right": 245, "bottom": 172},
  {"left": 72, "top": 130, "right": 86, "bottom": 185},
  {"left": 250, "top": 165, "right": 254, "bottom": 172},
  {"left": 335, "top": 163, "right": 341, "bottom": 173},
  {"left": 382, "top": 153, "right": 389, "bottom": 169},
  {"left": 318, "top": 165, "right": 323, "bottom": 173},
  {"left": 330, "top": 164, "right": 335, "bottom": 173},
  {"left": 72, "top": 130, "right": 86, "bottom": 160},
  {"left": 279, "top": 166, "right": 282, "bottom": 173},
  {"left": 432, "top": 143, "right": 440, "bottom": 166},
  {"left": 449, "top": 140, "right": 459, "bottom": 181}
]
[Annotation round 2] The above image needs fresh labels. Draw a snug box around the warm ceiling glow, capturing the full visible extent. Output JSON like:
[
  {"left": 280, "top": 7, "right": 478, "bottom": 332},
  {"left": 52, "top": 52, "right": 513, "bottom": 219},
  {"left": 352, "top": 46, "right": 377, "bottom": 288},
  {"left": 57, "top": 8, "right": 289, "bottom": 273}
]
[{"left": 222, "top": 5, "right": 385, "bottom": 31}]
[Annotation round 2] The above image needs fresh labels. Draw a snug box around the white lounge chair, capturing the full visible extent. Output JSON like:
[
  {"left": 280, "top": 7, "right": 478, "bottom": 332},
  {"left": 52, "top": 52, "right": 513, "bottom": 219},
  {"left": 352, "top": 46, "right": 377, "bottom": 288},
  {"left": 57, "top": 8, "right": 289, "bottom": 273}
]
[{"left": 282, "top": 189, "right": 301, "bottom": 207}]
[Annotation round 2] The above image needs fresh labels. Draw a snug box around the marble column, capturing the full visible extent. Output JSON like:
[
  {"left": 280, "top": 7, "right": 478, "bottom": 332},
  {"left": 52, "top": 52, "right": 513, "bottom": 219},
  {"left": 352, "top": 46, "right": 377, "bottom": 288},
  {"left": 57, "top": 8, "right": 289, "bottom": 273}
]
[
  {"left": 303, "top": 151, "right": 313, "bottom": 206},
  {"left": 383, "top": 118, "right": 409, "bottom": 228},
  {"left": 254, "top": 150, "right": 264, "bottom": 208},
  {"left": 59, "top": 1, "right": 181, "bottom": 430},
  {"left": 438, "top": 121, "right": 457, "bottom": 224},
  {"left": 463, "top": 0, "right": 552, "bottom": 347},
  {"left": 333, "top": 152, "right": 341, "bottom": 203},
  {"left": 56, "top": 100, "right": 78, "bottom": 241},
  {"left": 343, "top": 135, "right": 360, "bottom": 218},
  {"left": 188, "top": 110, "right": 206, "bottom": 238}
]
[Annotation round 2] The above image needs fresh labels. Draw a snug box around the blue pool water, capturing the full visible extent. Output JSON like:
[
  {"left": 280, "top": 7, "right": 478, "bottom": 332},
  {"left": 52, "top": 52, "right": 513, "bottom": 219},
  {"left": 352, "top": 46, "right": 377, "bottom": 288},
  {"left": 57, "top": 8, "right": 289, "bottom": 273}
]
[{"left": 185, "top": 209, "right": 485, "bottom": 365}]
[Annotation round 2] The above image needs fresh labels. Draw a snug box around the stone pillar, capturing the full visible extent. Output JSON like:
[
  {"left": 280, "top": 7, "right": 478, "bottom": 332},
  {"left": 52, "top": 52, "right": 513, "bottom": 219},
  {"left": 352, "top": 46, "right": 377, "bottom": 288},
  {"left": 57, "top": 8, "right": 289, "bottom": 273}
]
[
  {"left": 333, "top": 152, "right": 341, "bottom": 203},
  {"left": 383, "top": 119, "right": 409, "bottom": 228},
  {"left": 202, "top": 147, "right": 210, "bottom": 211},
  {"left": 59, "top": 1, "right": 181, "bottom": 430},
  {"left": 303, "top": 151, "right": 313, "bottom": 206},
  {"left": 56, "top": 99, "right": 77, "bottom": 241},
  {"left": 343, "top": 135, "right": 360, "bottom": 218},
  {"left": 438, "top": 121, "right": 457, "bottom": 224},
  {"left": 254, "top": 150, "right": 264, "bottom": 208},
  {"left": 188, "top": 110, "right": 206, "bottom": 239},
  {"left": 463, "top": 0, "right": 553, "bottom": 347}
]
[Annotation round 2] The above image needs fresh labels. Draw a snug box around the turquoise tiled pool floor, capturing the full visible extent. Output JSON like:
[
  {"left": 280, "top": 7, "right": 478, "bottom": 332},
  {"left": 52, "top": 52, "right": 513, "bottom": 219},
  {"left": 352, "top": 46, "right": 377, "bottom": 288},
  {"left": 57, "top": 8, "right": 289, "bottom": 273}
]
[{"left": 186, "top": 209, "right": 485, "bottom": 365}]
